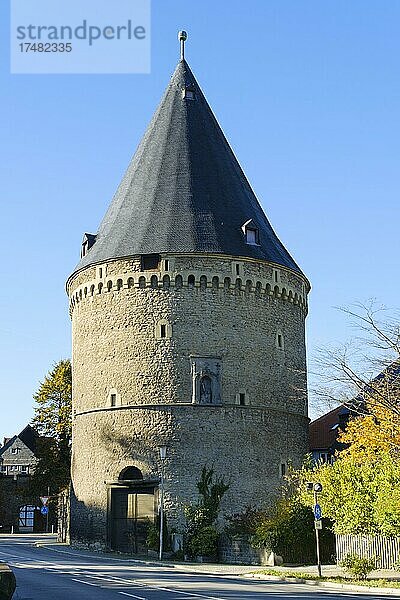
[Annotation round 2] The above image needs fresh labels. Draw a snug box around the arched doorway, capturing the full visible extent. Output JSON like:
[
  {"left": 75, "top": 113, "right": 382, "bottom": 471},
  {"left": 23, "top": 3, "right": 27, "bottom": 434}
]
[{"left": 108, "top": 467, "right": 158, "bottom": 554}]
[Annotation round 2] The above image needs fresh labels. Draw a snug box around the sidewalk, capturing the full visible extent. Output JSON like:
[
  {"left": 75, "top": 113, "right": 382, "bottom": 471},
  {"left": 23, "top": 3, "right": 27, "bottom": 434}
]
[{"left": 33, "top": 540, "right": 253, "bottom": 576}]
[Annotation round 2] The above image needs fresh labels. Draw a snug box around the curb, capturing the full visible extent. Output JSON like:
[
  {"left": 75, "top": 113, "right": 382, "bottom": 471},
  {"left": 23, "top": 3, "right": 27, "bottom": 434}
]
[{"left": 244, "top": 573, "right": 400, "bottom": 596}]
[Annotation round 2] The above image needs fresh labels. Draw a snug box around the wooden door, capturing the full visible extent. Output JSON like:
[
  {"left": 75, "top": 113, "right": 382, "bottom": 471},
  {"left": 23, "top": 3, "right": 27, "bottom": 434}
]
[{"left": 110, "top": 488, "right": 155, "bottom": 553}]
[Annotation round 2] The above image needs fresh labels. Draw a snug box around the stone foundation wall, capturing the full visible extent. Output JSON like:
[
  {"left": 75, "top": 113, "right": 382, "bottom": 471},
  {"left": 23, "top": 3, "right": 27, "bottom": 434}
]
[{"left": 219, "top": 534, "right": 262, "bottom": 565}]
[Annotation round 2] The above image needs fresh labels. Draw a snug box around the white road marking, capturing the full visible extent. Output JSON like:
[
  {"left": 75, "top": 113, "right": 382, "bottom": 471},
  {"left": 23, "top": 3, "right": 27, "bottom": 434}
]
[
  {"left": 119, "top": 593, "right": 147, "bottom": 599},
  {"left": 147, "top": 588, "right": 222, "bottom": 600},
  {"left": 86, "top": 574, "right": 147, "bottom": 585},
  {"left": 71, "top": 578, "right": 100, "bottom": 586}
]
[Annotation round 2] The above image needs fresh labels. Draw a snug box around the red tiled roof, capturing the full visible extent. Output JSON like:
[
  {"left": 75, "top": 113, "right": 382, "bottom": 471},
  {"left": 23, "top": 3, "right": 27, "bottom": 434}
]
[{"left": 309, "top": 406, "right": 343, "bottom": 450}]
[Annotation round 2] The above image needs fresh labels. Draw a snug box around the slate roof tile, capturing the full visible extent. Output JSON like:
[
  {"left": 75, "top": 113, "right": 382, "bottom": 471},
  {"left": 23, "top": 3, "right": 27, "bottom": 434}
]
[{"left": 72, "top": 59, "right": 304, "bottom": 277}]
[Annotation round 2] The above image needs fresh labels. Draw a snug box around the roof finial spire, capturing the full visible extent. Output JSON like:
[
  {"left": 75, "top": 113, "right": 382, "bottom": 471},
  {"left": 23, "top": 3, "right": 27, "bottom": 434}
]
[{"left": 178, "top": 30, "right": 188, "bottom": 61}]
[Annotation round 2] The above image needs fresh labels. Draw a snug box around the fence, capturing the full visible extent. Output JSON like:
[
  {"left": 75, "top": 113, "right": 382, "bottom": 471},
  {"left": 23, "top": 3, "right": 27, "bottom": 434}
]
[{"left": 336, "top": 534, "right": 400, "bottom": 569}]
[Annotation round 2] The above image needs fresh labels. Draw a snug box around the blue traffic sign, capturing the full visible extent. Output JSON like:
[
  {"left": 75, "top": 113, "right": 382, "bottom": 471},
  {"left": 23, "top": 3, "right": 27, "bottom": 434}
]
[
  {"left": 41, "top": 506, "right": 49, "bottom": 516},
  {"left": 314, "top": 503, "right": 322, "bottom": 520}
]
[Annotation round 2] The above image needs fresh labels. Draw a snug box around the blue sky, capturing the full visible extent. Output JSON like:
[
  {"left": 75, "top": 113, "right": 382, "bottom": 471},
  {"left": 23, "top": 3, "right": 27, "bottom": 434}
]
[{"left": 1, "top": 0, "right": 399, "bottom": 440}]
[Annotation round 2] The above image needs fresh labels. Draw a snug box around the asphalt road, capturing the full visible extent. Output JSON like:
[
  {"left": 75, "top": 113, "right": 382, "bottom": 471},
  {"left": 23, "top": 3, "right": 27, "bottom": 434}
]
[{"left": 0, "top": 535, "right": 396, "bottom": 600}]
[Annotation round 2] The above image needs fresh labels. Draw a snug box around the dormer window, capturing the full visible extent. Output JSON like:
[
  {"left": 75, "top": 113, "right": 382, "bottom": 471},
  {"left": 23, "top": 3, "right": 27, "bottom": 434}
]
[
  {"left": 182, "top": 87, "right": 195, "bottom": 100},
  {"left": 81, "top": 233, "right": 97, "bottom": 258},
  {"left": 241, "top": 219, "right": 259, "bottom": 245},
  {"left": 246, "top": 228, "right": 257, "bottom": 244}
]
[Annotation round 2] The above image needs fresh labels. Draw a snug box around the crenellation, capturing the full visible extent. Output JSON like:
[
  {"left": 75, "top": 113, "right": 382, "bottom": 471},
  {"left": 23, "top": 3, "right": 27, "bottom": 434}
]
[{"left": 68, "top": 255, "right": 308, "bottom": 317}]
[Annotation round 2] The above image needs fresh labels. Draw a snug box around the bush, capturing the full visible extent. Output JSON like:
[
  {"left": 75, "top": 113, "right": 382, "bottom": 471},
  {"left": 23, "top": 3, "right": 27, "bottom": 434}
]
[
  {"left": 146, "top": 522, "right": 159, "bottom": 551},
  {"left": 145, "top": 515, "right": 171, "bottom": 552},
  {"left": 188, "top": 525, "right": 219, "bottom": 558},
  {"left": 225, "top": 506, "right": 265, "bottom": 537},
  {"left": 225, "top": 499, "right": 335, "bottom": 564},
  {"left": 184, "top": 467, "right": 229, "bottom": 559},
  {"left": 340, "top": 553, "right": 376, "bottom": 580},
  {"left": 251, "top": 498, "right": 318, "bottom": 563}
]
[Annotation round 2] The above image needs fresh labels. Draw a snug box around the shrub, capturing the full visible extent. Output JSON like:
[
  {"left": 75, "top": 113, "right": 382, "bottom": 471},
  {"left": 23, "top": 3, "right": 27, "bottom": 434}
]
[
  {"left": 340, "top": 553, "right": 376, "bottom": 580},
  {"left": 225, "top": 498, "right": 335, "bottom": 564},
  {"left": 145, "top": 515, "right": 171, "bottom": 552},
  {"left": 184, "top": 467, "right": 229, "bottom": 559},
  {"left": 188, "top": 525, "right": 219, "bottom": 558},
  {"left": 146, "top": 522, "right": 159, "bottom": 551},
  {"left": 225, "top": 506, "right": 265, "bottom": 537}
]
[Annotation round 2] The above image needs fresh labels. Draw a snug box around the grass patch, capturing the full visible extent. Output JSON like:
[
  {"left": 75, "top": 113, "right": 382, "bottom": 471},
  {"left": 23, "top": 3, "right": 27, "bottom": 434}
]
[{"left": 249, "top": 568, "right": 400, "bottom": 588}]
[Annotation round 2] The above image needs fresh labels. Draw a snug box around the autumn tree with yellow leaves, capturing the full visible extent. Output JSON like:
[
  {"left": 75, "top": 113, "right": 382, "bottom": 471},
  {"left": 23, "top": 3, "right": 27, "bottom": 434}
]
[{"left": 300, "top": 302, "right": 400, "bottom": 534}]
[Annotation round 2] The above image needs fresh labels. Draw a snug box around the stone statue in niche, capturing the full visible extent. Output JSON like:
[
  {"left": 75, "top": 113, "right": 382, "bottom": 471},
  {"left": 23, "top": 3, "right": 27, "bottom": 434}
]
[
  {"left": 200, "top": 375, "right": 212, "bottom": 404},
  {"left": 190, "top": 356, "right": 222, "bottom": 405}
]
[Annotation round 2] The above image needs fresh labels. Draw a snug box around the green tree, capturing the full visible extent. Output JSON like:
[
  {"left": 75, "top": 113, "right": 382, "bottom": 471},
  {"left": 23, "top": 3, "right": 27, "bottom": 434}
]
[{"left": 31, "top": 359, "right": 72, "bottom": 495}]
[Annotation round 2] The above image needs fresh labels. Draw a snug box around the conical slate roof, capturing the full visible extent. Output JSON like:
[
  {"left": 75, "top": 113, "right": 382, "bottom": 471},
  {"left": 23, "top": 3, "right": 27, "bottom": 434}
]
[{"left": 73, "top": 59, "right": 302, "bottom": 275}]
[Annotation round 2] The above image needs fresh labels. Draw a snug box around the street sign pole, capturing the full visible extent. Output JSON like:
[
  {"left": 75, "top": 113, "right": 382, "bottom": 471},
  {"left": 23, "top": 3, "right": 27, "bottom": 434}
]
[
  {"left": 46, "top": 486, "right": 50, "bottom": 533},
  {"left": 314, "top": 489, "right": 322, "bottom": 577}
]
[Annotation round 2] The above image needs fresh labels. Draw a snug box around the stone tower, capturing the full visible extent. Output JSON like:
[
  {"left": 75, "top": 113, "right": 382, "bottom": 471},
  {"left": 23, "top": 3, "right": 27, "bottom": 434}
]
[{"left": 67, "top": 35, "right": 310, "bottom": 552}]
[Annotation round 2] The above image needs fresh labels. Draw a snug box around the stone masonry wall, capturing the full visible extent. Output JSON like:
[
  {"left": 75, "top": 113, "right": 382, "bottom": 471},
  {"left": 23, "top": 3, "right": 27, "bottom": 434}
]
[{"left": 68, "top": 253, "right": 309, "bottom": 548}]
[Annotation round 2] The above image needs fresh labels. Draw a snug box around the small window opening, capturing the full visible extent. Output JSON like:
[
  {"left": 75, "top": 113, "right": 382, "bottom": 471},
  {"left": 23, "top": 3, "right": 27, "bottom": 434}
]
[
  {"left": 277, "top": 334, "right": 283, "bottom": 349},
  {"left": 239, "top": 393, "right": 246, "bottom": 406},
  {"left": 280, "top": 462, "right": 287, "bottom": 478},
  {"left": 99, "top": 268, "right": 103, "bottom": 279},
  {"left": 141, "top": 254, "right": 160, "bottom": 271},
  {"left": 274, "top": 270, "right": 279, "bottom": 283},
  {"left": 164, "top": 259, "right": 169, "bottom": 271},
  {"left": 235, "top": 264, "right": 240, "bottom": 276},
  {"left": 110, "top": 394, "right": 116, "bottom": 407},
  {"left": 156, "top": 320, "right": 171, "bottom": 339},
  {"left": 182, "top": 88, "right": 195, "bottom": 100}
]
